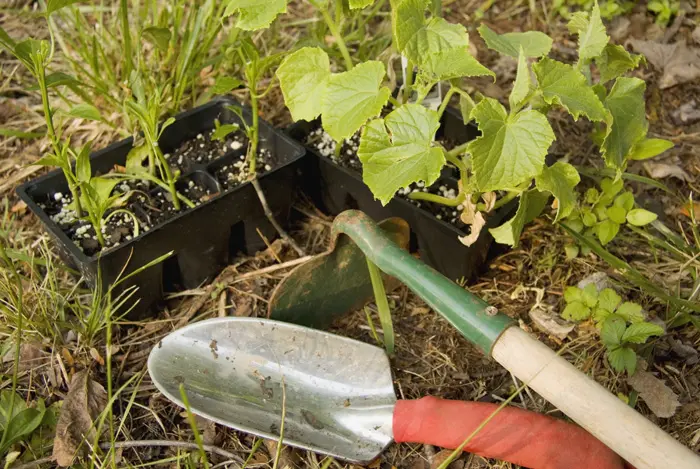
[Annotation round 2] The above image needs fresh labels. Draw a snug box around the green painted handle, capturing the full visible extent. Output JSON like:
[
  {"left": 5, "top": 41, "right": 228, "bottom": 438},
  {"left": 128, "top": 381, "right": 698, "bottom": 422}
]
[{"left": 332, "top": 210, "right": 515, "bottom": 355}]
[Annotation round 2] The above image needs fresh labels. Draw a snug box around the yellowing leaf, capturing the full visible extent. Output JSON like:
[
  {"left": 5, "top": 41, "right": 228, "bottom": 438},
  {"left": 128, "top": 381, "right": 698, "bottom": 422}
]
[
  {"left": 277, "top": 47, "right": 330, "bottom": 122},
  {"left": 615, "top": 302, "right": 645, "bottom": 323},
  {"left": 358, "top": 104, "right": 444, "bottom": 205},
  {"left": 533, "top": 58, "right": 607, "bottom": 122},
  {"left": 469, "top": 98, "right": 554, "bottom": 191},
  {"left": 569, "top": 1, "right": 609, "bottom": 64},
  {"left": 535, "top": 161, "right": 580, "bottom": 222},
  {"left": 601, "top": 77, "right": 648, "bottom": 169},
  {"left": 626, "top": 208, "right": 657, "bottom": 226},
  {"left": 596, "top": 219, "right": 620, "bottom": 245},
  {"left": 562, "top": 301, "right": 591, "bottom": 321},
  {"left": 477, "top": 24, "right": 552, "bottom": 58},
  {"left": 321, "top": 61, "right": 390, "bottom": 142},
  {"left": 223, "top": 0, "right": 287, "bottom": 31}
]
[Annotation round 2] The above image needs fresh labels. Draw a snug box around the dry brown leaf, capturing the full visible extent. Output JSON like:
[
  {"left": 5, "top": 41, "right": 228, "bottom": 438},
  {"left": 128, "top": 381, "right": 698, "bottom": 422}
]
[
  {"left": 10, "top": 200, "right": 26, "bottom": 214},
  {"left": 264, "top": 439, "right": 296, "bottom": 469},
  {"left": 671, "top": 100, "right": 700, "bottom": 126},
  {"left": 643, "top": 162, "right": 690, "bottom": 181},
  {"left": 693, "top": 26, "right": 700, "bottom": 45},
  {"left": 628, "top": 362, "right": 680, "bottom": 418},
  {"left": 628, "top": 39, "right": 700, "bottom": 89},
  {"left": 89, "top": 348, "right": 104, "bottom": 366},
  {"left": 481, "top": 192, "right": 496, "bottom": 212},
  {"left": 194, "top": 415, "right": 217, "bottom": 445},
  {"left": 53, "top": 369, "right": 108, "bottom": 466},
  {"left": 529, "top": 308, "right": 576, "bottom": 341},
  {"left": 458, "top": 212, "right": 485, "bottom": 247}
]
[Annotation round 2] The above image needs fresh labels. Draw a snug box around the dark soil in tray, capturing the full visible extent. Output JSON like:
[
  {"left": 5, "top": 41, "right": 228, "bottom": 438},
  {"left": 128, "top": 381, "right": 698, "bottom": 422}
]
[
  {"left": 166, "top": 128, "right": 248, "bottom": 174},
  {"left": 305, "top": 125, "right": 468, "bottom": 229},
  {"left": 213, "top": 147, "right": 278, "bottom": 190}
]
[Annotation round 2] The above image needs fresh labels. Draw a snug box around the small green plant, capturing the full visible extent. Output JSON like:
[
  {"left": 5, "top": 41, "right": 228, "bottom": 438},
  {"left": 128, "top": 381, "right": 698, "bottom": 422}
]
[
  {"left": 563, "top": 177, "right": 660, "bottom": 257},
  {"left": 562, "top": 284, "right": 664, "bottom": 374},
  {"left": 552, "top": 0, "right": 635, "bottom": 20},
  {"left": 647, "top": 0, "right": 680, "bottom": 27}
]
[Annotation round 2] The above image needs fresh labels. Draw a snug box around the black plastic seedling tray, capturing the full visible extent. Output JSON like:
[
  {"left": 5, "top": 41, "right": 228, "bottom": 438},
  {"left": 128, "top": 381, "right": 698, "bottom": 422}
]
[
  {"left": 17, "top": 97, "right": 306, "bottom": 318},
  {"left": 287, "top": 106, "right": 516, "bottom": 282}
]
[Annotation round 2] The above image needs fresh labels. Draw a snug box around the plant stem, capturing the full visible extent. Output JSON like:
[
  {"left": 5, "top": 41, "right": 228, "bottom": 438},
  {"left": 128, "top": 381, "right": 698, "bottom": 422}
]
[
  {"left": 248, "top": 90, "right": 259, "bottom": 176},
  {"left": 151, "top": 141, "right": 181, "bottom": 211},
  {"left": 447, "top": 142, "right": 470, "bottom": 159},
  {"left": 408, "top": 191, "right": 465, "bottom": 207},
  {"left": 179, "top": 384, "right": 210, "bottom": 469},
  {"left": 402, "top": 59, "right": 415, "bottom": 103},
  {"left": 366, "top": 259, "right": 394, "bottom": 354},
  {"left": 437, "top": 87, "right": 457, "bottom": 119},
  {"left": 320, "top": 8, "right": 354, "bottom": 71}
]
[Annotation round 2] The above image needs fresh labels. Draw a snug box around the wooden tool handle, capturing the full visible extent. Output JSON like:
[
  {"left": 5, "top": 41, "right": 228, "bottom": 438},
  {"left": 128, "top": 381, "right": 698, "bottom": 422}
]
[
  {"left": 394, "top": 396, "right": 625, "bottom": 469},
  {"left": 492, "top": 327, "right": 700, "bottom": 469}
]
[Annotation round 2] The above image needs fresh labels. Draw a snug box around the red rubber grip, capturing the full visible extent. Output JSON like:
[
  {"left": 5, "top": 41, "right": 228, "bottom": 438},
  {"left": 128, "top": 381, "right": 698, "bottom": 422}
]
[{"left": 393, "top": 397, "right": 625, "bottom": 469}]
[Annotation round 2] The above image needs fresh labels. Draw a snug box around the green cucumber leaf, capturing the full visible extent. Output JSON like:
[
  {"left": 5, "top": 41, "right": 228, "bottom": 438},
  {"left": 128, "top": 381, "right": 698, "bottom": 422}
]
[
  {"left": 596, "top": 44, "right": 644, "bottom": 84},
  {"left": 601, "top": 314, "right": 626, "bottom": 346},
  {"left": 607, "top": 346, "right": 637, "bottom": 374},
  {"left": 628, "top": 138, "right": 674, "bottom": 160},
  {"left": 469, "top": 98, "right": 554, "bottom": 191},
  {"left": 223, "top": 0, "right": 287, "bottom": 30},
  {"left": 568, "top": 2, "right": 608, "bottom": 64},
  {"left": 358, "top": 104, "right": 445, "bottom": 205},
  {"left": 509, "top": 47, "right": 532, "bottom": 110},
  {"left": 626, "top": 208, "right": 657, "bottom": 226},
  {"left": 534, "top": 161, "right": 580, "bottom": 222},
  {"left": 459, "top": 94, "right": 474, "bottom": 124},
  {"left": 621, "top": 322, "right": 664, "bottom": 344},
  {"left": 477, "top": 24, "right": 552, "bottom": 58},
  {"left": 421, "top": 47, "right": 494, "bottom": 80},
  {"left": 142, "top": 26, "right": 171, "bottom": 52},
  {"left": 615, "top": 302, "right": 645, "bottom": 323},
  {"left": 601, "top": 77, "right": 648, "bottom": 169},
  {"left": 277, "top": 47, "right": 331, "bottom": 122},
  {"left": 489, "top": 190, "right": 549, "bottom": 247},
  {"left": 321, "top": 61, "right": 390, "bottom": 142},
  {"left": 533, "top": 58, "right": 607, "bottom": 122}
]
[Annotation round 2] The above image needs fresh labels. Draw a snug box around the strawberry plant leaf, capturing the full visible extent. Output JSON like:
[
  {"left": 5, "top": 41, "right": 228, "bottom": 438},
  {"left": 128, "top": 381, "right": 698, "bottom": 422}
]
[
  {"left": 421, "top": 47, "right": 494, "bottom": 80},
  {"left": 601, "top": 77, "right": 648, "bottom": 169},
  {"left": 607, "top": 205, "right": 627, "bottom": 224},
  {"left": 614, "top": 192, "right": 635, "bottom": 211},
  {"left": 277, "top": 47, "right": 330, "bottom": 122},
  {"left": 616, "top": 302, "right": 645, "bottom": 323},
  {"left": 592, "top": 307, "right": 612, "bottom": 324},
  {"left": 562, "top": 301, "right": 591, "bottom": 321},
  {"left": 607, "top": 346, "right": 637, "bottom": 374},
  {"left": 477, "top": 24, "right": 552, "bottom": 57},
  {"left": 535, "top": 161, "right": 580, "bottom": 222},
  {"left": 596, "top": 44, "right": 644, "bottom": 84},
  {"left": 628, "top": 138, "right": 674, "bottom": 161},
  {"left": 567, "top": 2, "right": 608, "bottom": 64},
  {"left": 596, "top": 219, "right": 620, "bottom": 245},
  {"left": 582, "top": 283, "right": 599, "bottom": 307},
  {"left": 564, "top": 286, "right": 584, "bottom": 304},
  {"left": 627, "top": 208, "right": 657, "bottom": 226},
  {"left": 598, "top": 288, "right": 622, "bottom": 313},
  {"left": 142, "top": 27, "right": 171, "bottom": 52},
  {"left": 358, "top": 104, "right": 444, "bottom": 205},
  {"left": 489, "top": 190, "right": 549, "bottom": 247},
  {"left": 601, "top": 314, "right": 626, "bottom": 347},
  {"left": 622, "top": 322, "right": 664, "bottom": 344},
  {"left": 321, "top": 61, "right": 390, "bottom": 142},
  {"left": 66, "top": 104, "right": 102, "bottom": 122},
  {"left": 223, "top": 0, "right": 287, "bottom": 31},
  {"left": 469, "top": 98, "right": 554, "bottom": 191},
  {"left": 509, "top": 47, "right": 532, "bottom": 110},
  {"left": 533, "top": 58, "right": 607, "bottom": 122},
  {"left": 46, "top": 0, "right": 82, "bottom": 17}
]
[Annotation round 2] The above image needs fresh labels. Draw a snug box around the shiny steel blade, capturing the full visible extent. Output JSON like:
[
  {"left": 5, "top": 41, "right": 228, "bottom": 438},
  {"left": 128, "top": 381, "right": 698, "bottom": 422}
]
[{"left": 147, "top": 317, "right": 396, "bottom": 463}]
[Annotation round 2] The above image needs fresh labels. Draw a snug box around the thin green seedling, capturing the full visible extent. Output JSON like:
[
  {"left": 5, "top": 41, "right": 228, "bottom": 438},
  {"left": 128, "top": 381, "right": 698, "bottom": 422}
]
[
  {"left": 366, "top": 259, "right": 395, "bottom": 354},
  {"left": 271, "top": 378, "right": 286, "bottom": 469},
  {"left": 241, "top": 438, "right": 264, "bottom": 469},
  {"left": 178, "top": 384, "right": 210, "bottom": 469},
  {"left": 363, "top": 306, "right": 383, "bottom": 347}
]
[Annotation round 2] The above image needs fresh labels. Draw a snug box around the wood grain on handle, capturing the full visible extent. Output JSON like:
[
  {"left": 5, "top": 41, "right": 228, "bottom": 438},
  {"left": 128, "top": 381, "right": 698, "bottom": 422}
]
[{"left": 492, "top": 327, "right": 700, "bottom": 469}]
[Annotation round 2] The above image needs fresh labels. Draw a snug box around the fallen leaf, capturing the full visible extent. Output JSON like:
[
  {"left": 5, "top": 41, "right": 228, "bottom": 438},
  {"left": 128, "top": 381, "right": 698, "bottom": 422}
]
[
  {"left": 264, "top": 439, "right": 295, "bottom": 469},
  {"left": 693, "top": 26, "right": 700, "bottom": 45},
  {"left": 431, "top": 449, "right": 458, "bottom": 469},
  {"left": 89, "top": 348, "right": 104, "bottom": 366},
  {"left": 643, "top": 162, "right": 689, "bottom": 181},
  {"left": 529, "top": 307, "right": 576, "bottom": 341},
  {"left": 680, "top": 201, "right": 700, "bottom": 219},
  {"left": 628, "top": 362, "right": 680, "bottom": 418},
  {"left": 60, "top": 348, "right": 74, "bottom": 368},
  {"left": 671, "top": 100, "right": 700, "bottom": 126},
  {"left": 194, "top": 415, "right": 217, "bottom": 445},
  {"left": 10, "top": 200, "right": 26, "bottom": 214},
  {"left": 577, "top": 272, "right": 612, "bottom": 292},
  {"left": 458, "top": 212, "right": 486, "bottom": 247},
  {"left": 668, "top": 337, "right": 699, "bottom": 365},
  {"left": 481, "top": 192, "right": 496, "bottom": 212},
  {"left": 53, "top": 370, "right": 108, "bottom": 466},
  {"left": 459, "top": 198, "right": 478, "bottom": 225},
  {"left": 628, "top": 39, "right": 700, "bottom": 89}
]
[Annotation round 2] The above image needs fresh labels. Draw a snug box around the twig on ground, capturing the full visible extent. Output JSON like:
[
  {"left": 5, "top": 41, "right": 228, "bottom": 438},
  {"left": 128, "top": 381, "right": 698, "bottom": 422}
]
[
  {"left": 231, "top": 255, "right": 315, "bottom": 283},
  {"left": 251, "top": 178, "right": 304, "bottom": 256}
]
